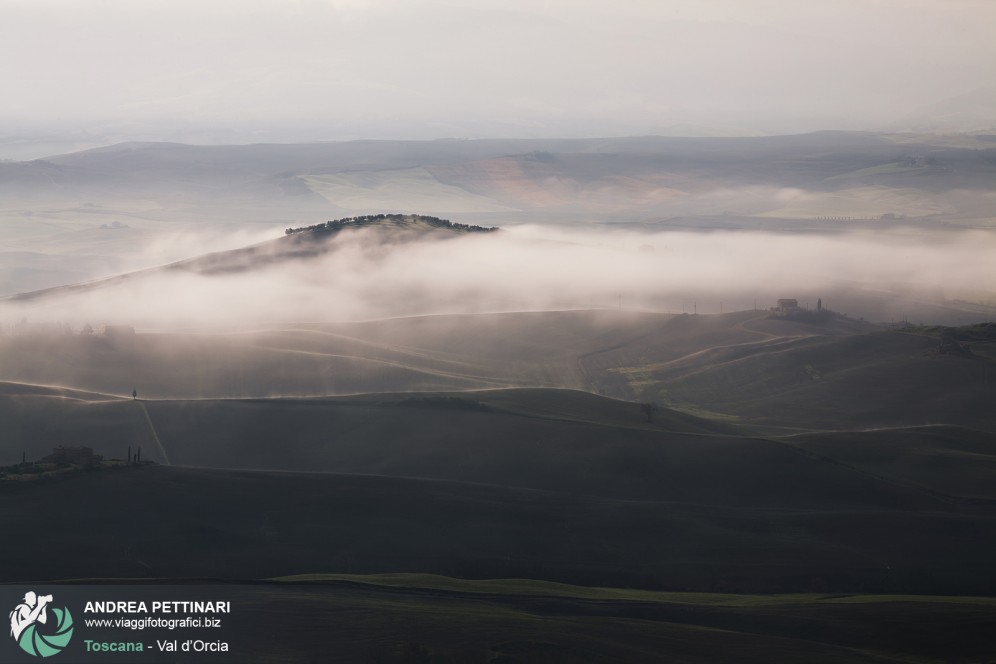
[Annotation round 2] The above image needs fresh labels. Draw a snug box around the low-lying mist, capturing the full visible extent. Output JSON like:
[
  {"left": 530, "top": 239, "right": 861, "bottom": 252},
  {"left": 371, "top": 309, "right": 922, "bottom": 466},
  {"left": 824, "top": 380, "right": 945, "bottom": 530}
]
[{"left": 3, "top": 224, "right": 995, "bottom": 329}]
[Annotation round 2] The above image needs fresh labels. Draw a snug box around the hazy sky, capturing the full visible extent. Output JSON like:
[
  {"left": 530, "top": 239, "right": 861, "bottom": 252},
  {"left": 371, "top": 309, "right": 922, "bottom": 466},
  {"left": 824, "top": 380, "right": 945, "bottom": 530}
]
[{"left": 2, "top": 0, "right": 995, "bottom": 146}]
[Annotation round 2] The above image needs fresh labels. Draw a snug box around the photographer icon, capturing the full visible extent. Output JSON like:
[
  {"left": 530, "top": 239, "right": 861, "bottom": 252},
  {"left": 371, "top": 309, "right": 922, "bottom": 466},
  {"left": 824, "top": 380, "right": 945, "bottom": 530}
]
[{"left": 9, "top": 591, "right": 52, "bottom": 643}]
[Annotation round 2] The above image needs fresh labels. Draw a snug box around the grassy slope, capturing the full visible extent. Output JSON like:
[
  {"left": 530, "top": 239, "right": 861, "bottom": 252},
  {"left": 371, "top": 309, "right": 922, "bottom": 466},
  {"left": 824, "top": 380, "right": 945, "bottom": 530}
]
[
  {"left": 583, "top": 315, "right": 996, "bottom": 431},
  {"left": 1, "top": 312, "right": 995, "bottom": 659},
  {"left": 2, "top": 317, "right": 994, "bottom": 598},
  {"left": 0, "top": 382, "right": 153, "bottom": 463},
  {"left": 258, "top": 574, "right": 996, "bottom": 664},
  {"left": 0, "top": 329, "right": 515, "bottom": 399},
  {"left": 2, "top": 466, "right": 995, "bottom": 597},
  {"left": 785, "top": 425, "right": 996, "bottom": 500},
  {"left": 2, "top": 310, "right": 992, "bottom": 434},
  {"left": 0, "top": 309, "right": 676, "bottom": 399},
  {"left": 29, "top": 572, "right": 990, "bottom": 663},
  {"left": 2, "top": 383, "right": 976, "bottom": 512}
]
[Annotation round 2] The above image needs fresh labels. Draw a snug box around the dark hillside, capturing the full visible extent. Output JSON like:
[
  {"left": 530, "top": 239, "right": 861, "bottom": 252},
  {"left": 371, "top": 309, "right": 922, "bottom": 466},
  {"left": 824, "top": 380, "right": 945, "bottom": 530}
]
[{"left": 1, "top": 466, "right": 994, "bottom": 596}]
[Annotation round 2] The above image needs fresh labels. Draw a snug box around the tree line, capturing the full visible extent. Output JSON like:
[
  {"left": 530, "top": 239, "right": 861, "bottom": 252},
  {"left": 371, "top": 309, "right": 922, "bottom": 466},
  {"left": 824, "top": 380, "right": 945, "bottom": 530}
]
[{"left": 285, "top": 214, "right": 499, "bottom": 236}]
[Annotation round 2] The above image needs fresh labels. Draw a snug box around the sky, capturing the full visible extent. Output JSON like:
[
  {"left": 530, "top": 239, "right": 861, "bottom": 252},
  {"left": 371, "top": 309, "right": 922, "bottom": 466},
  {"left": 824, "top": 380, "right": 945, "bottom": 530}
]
[{"left": 1, "top": 0, "right": 995, "bottom": 150}]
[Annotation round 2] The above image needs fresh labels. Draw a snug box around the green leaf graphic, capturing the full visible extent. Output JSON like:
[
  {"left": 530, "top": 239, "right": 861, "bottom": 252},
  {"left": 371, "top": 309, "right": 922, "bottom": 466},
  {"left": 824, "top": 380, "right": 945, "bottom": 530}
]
[{"left": 16, "top": 606, "right": 74, "bottom": 657}]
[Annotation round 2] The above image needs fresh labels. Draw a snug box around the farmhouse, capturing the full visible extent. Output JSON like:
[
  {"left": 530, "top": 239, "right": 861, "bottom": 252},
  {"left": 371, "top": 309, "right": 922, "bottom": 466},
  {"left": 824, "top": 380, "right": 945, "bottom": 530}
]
[{"left": 41, "top": 446, "right": 103, "bottom": 466}]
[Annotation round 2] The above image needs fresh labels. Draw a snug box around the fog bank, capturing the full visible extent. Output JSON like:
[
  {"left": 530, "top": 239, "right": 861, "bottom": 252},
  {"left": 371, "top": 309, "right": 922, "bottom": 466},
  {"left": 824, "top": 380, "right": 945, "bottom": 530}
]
[{"left": 3, "top": 225, "right": 994, "bottom": 329}]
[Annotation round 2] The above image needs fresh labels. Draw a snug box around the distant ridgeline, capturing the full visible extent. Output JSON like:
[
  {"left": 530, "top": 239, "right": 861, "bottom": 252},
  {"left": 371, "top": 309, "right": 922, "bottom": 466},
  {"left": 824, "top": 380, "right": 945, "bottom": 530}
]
[{"left": 284, "top": 214, "right": 499, "bottom": 236}]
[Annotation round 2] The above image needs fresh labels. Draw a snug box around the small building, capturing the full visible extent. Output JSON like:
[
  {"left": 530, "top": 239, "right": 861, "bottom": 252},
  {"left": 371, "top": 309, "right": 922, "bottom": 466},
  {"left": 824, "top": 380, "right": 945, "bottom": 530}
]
[
  {"left": 41, "top": 446, "right": 103, "bottom": 467},
  {"left": 776, "top": 299, "right": 799, "bottom": 312}
]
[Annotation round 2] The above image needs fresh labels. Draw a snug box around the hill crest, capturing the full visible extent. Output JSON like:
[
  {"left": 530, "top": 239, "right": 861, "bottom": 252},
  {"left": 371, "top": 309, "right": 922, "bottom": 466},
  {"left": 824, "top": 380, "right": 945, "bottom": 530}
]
[
  {"left": 3, "top": 213, "right": 496, "bottom": 303},
  {"left": 283, "top": 213, "right": 499, "bottom": 237}
]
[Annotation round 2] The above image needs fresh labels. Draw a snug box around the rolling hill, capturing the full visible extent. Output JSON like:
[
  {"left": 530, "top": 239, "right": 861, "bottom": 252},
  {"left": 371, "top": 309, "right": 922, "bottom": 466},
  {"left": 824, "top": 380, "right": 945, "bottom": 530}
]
[
  {"left": 2, "top": 214, "right": 489, "bottom": 303},
  {"left": 1, "top": 310, "right": 992, "bottom": 431},
  {"left": 3, "top": 132, "right": 996, "bottom": 231},
  {"left": 585, "top": 315, "right": 996, "bottom": 430},
  {"left": 0, "top": 316, "right": 993, "bottom": 660},
  {"left": 2, "top": 376, "right": 995, "bottom": 597},
  {"left": 1, "top": 461, "right": 994, "bottom": 597},
  {"left": 0, "top": 384, "right": 948, "bottom": 507}
]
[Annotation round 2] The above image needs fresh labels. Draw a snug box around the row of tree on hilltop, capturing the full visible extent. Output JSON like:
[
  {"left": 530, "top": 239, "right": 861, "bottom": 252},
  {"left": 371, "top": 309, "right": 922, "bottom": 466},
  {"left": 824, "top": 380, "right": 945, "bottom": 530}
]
[{"left": 284, "top": 214, "right": 499, "bottom": 236}]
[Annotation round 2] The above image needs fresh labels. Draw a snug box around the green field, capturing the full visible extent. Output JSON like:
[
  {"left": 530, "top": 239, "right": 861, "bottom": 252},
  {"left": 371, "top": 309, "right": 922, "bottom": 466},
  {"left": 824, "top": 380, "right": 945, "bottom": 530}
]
[{"left": 201, "top": 575, "right": 996, "bottom": 663}]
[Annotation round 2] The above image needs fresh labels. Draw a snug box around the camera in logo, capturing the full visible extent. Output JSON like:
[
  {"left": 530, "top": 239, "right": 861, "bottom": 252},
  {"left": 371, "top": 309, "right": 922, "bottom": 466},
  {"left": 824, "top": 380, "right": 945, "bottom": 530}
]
[{"left": 9, "top": 592, "right": 74, "bottom": 657}]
